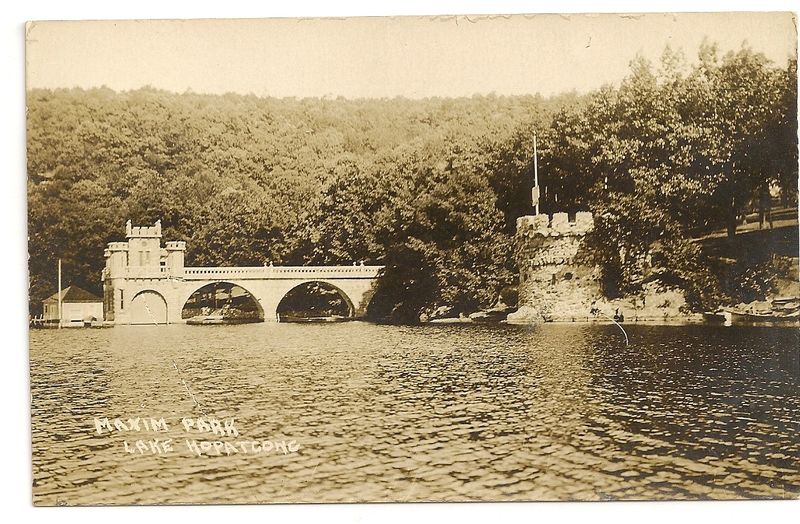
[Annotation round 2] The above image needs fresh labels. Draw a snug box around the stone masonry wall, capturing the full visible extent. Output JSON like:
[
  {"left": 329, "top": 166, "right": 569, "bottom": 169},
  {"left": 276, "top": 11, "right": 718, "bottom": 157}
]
[
  {"left": 509, "top": 211, "right": 699, "bottom": 323},
  {"left": 509, "top": 212, "right": 602, "bottom": 322}
]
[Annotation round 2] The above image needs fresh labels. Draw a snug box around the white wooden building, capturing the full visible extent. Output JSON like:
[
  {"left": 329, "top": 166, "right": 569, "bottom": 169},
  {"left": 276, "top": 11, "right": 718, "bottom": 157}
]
[{"left": 42, "top": 285, "right": 104, "bottom": 324}]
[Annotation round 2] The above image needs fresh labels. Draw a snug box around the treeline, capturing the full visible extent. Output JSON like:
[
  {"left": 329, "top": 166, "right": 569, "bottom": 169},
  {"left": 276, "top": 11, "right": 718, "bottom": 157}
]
[
  {"left": 27, "top": 42, "right": 797, "bottom": 320},
  {"left": 541, "top": 43, "right": 798, "bottom": 308}
]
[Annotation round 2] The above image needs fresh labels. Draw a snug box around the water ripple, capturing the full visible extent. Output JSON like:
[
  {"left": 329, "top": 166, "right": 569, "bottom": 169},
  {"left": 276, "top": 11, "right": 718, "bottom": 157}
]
[{"left": 29, "top": 323, "right": 800, "bottom": 504}]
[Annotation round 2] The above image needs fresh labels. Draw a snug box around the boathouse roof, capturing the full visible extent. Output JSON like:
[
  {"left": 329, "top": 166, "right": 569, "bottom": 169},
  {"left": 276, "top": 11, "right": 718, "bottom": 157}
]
[{"left": 43, "top": 285, "right": 102, "bottom": 304}]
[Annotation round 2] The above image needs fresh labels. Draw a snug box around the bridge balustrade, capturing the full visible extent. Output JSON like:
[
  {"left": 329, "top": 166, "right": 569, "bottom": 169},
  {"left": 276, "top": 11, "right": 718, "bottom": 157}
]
[{"left": 182, "top": 266, "right": 382, "bottom": 280}]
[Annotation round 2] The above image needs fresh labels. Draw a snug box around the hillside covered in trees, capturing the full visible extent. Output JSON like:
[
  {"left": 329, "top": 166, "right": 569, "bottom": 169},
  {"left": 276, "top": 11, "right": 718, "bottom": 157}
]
[{"left": 27, "top": 43, "right": 797, "bottom": 321}]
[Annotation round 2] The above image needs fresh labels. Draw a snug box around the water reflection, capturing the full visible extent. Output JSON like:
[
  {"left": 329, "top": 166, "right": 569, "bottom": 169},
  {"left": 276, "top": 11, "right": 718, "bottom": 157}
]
[{"left": 29, "top": 323, "right": 800, "bottom": 504}]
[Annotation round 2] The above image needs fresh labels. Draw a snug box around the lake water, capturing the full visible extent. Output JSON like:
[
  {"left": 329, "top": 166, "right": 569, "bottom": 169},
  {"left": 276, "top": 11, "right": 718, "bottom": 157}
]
[{"left": 29, "top": 322, "right": 799, "bottom": 504}]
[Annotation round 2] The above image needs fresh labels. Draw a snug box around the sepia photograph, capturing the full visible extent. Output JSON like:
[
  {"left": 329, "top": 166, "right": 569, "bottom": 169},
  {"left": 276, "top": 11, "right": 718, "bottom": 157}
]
[{"left": 24, "top": 10, "right": 799, "bottom": 506}]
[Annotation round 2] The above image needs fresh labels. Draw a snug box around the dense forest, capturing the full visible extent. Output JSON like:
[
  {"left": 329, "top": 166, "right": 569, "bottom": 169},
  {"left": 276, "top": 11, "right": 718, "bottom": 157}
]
[{"left": 27, "top": 43, "right": 798, "bottom": 321}]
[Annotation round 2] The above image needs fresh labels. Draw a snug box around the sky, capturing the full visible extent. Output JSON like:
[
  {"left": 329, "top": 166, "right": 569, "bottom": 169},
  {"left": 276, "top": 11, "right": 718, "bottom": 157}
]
[{"left": 25, "top": 12, "right": 798, "bottom": 99}]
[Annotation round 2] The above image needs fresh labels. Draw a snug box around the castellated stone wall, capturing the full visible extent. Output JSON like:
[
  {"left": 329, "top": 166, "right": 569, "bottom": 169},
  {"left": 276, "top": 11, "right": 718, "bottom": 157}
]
[{"left": 510, "top": 212, "right": 602, "bottom": 322}]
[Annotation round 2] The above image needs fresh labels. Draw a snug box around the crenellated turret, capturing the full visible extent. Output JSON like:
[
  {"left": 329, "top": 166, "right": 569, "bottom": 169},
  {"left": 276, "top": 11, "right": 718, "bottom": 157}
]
[
  {"left": 515, "top": 212, "right": 594, "bottom": 238},
  {"left": 165, "top": 241, "right": 186, "bottom": 277},
  {"left": 512, "top": 211, "right": 600, "bottom": 322},
  {"left": 103, "top": 241, "right": 129, "bottom": 279},
  {"left": 126, "top": 220, "right": 162, "bottom": 270}
]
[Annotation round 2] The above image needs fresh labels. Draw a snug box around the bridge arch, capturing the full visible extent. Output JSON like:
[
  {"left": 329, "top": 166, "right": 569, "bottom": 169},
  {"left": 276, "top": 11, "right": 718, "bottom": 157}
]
[
  {"left": 180, "top": 281, "right": 265, "bottom": 322},
  {"left": 275, "top": 280, "right": 356, "bottom": 321},
  {"left": 129, "top": 290, "right": 169, "bottom": 325}
]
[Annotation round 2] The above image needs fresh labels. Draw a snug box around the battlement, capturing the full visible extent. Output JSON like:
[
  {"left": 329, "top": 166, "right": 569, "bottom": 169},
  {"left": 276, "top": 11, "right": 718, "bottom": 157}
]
[
  {"left": 126, "top": 219, "right": 162, "bottom": 239},
  {"left": 106, "top": 241, "right": 129, "bottom": 252},
  {"left": 516, "top": 212, "right": 593, "bottom": 237},
  {"left": 165, "top": 241, "right": 186, "bottom": 251}
]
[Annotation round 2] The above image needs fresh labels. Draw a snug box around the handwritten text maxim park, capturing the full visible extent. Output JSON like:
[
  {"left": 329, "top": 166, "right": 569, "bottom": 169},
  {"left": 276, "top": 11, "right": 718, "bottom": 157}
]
[{"left": 93, "top": 417, "right": 300, "bottom": 457}]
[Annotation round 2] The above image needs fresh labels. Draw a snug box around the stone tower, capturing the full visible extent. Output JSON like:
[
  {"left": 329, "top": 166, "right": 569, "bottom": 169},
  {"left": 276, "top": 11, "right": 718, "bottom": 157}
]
[
  {"left": 101, "top": 220, "right": 186, "bottom": 322},
  {"left": 508, "top": 212, "right": 600, "bottom": 322}
]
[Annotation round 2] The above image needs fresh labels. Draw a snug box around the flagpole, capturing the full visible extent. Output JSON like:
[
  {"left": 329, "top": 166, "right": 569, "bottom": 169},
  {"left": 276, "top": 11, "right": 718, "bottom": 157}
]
[
  {"left": 57, "top": 259, "right": 62, "bottom": 329},
  {"left": 533, "top": 130, "right": 540, "bottom": 216}
]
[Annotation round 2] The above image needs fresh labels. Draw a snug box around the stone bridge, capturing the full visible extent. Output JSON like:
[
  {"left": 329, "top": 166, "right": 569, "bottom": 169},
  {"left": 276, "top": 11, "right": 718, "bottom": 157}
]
[{"left": 101, "top": 221, "right": 382, "bottom": 324}]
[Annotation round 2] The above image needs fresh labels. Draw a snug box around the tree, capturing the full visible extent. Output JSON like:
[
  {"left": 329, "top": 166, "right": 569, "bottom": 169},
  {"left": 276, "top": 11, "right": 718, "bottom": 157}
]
[{"left": 28, "top": 179, "right": 128, "bottom": 312}]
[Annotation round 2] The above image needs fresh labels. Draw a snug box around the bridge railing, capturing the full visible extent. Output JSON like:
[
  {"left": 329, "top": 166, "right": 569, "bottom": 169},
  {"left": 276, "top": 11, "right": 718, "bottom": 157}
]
[{"left": 182, "top": 265, "right": 384, "bottom": 280}]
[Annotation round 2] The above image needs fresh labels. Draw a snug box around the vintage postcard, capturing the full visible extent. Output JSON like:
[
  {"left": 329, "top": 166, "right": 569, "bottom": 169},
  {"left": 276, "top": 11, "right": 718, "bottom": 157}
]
[{"left": 26, "top": 13, "right": 799, "bottom": 505}]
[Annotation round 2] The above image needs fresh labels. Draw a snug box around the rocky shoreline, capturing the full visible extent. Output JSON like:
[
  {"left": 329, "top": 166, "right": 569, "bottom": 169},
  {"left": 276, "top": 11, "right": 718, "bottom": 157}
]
[
  {"left": 506, "top": 305, "right": 704, "bottom": 324},
  {"left": 431, "top": 284, "right": 799, "bottom": 326}
]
